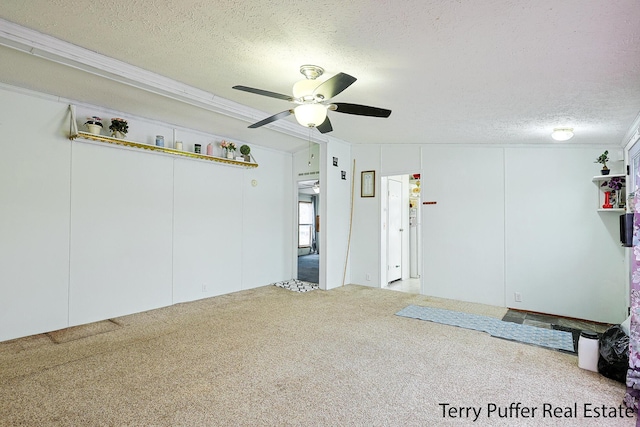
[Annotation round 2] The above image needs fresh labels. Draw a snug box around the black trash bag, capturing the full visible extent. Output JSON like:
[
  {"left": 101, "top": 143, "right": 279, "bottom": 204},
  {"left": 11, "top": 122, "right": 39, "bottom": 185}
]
[{"left": 597, "top": 325, "right": 629, "bottom": 383}]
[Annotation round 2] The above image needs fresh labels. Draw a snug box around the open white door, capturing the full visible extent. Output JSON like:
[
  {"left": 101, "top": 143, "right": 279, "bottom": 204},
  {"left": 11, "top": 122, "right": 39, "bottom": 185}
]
[{"left": 387, "top": 178, "right": 403, "bottom": 282}]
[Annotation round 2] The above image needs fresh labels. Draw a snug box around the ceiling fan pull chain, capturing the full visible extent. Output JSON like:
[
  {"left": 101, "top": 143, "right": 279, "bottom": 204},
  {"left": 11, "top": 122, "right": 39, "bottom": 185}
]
[{"left": 308, "top": 128, "right": 312, "bottom": 167}]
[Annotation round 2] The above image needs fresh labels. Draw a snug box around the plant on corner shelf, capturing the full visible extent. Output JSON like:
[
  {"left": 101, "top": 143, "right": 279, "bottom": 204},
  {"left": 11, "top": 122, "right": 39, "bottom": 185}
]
[
  {"left": 109, "top": 118, "right": 128, "bottom": 136},
  {"left": 601, "top": 176, "right": 625, "bottom": 191},
  {"left": 595, "top": 150, "right": 610, "bottom": 174}
]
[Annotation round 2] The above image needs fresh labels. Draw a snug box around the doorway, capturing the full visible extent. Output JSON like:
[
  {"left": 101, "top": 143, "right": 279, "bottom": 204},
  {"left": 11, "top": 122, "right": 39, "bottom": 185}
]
[
  {"left": 297, "top": 180, "right": 320, "bottom": 283},
  {"left": 381, "top": 173, "right": 421, "bottom": 294},
  {"left": 387, "top": 178, "right": 403, "bottom": 282}
]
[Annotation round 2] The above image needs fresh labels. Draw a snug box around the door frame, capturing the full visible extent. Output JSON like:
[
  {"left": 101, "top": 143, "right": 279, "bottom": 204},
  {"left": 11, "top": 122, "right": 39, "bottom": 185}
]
[
  {"left": 380, "top": 174, "right": 415, "bottom": 288},
  {"left": 386, "top": 177, "right": 403, "bottom": 283},
  {"left": 294, "top": 179, "right": 320, "bottom": 283}
]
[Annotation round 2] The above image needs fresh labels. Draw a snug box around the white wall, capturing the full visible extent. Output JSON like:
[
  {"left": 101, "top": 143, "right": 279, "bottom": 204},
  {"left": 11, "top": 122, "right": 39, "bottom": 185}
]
[
  {"left": 69, "top": 143, "right": 174, "bottom": 324},
  {"left": 172, "top": 158, "right": 243, "bottom": 303},
  {"left": 351, "top": 145, "right": 382, "bottom": 286},
  {"left": 0, "top": 89, "right": 71, "bottom": 339},
  {"left": 241, "top": 148, "right": 293, "bottom": 290},
  {"left": 0, "top": 85, "right": 293, "bottom": 341},
  {"left": 505, "top": 147, "right": 626, "bottom": 323},
  {"left": 350, "top": 143, "right": 626, "bottom": 323},
  {"left": 421, "top": 146, "right": 506, "bottom": 306},
  {"left": 320, "top": 140, "right": 352, "bottom": 290}
]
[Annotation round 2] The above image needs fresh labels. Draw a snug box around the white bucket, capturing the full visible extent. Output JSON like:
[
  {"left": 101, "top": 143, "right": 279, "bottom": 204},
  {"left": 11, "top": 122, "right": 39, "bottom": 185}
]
[{"left": 578, "top": 330, "right": 599, "bottom": 372}]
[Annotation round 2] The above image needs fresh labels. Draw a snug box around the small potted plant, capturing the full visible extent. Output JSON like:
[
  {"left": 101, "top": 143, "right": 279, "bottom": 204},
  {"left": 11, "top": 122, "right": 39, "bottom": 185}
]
[
  {"left": 595, "top": 150, "right": 610, "bottom": 175},
  {"left": 240, "top": 144, "right": 251, "bottom": 162},
  {"left": 109, "top": 118, "right": 128, "bottom": 139},
  {"left": 84, "top": 116, "right": 103, "bottom": 135},
  {"left": 220, "top": 140, "right": 236, "bottom": 159}
]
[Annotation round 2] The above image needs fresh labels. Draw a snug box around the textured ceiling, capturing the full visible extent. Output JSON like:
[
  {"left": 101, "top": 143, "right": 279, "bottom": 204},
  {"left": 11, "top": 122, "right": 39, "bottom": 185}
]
[{"left": 1, "top": 0, "right": 639, "bottom": 152}]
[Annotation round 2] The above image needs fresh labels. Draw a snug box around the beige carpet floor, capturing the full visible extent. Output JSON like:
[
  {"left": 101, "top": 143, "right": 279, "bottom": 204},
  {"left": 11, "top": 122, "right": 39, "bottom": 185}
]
[{"left": 0, "top": 285, "right": 632, "bottom": 426}]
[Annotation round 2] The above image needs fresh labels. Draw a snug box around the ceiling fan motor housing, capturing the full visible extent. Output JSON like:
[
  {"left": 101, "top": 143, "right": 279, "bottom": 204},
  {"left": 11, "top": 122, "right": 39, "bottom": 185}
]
[
  {"left": 299, "top": 65, "right": 324, "bottom": 80},
  {"left": 293, "top": 79, "right": 322, "bottom": 101}
]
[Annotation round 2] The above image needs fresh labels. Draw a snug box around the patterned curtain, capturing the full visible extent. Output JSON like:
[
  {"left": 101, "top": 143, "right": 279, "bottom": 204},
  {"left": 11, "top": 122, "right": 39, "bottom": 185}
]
[{"left": 625, "top": 155, "right": 640, "bottom": 410}]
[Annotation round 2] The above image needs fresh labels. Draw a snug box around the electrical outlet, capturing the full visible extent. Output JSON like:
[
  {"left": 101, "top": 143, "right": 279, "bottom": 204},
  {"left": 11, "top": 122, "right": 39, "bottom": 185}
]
[
  {"left": 202, "top": 284, "right": 207, "bottom": 293},
  {"left": 514, "top": 292, "right": 522, "bottom": 302},
  {"left": 366, "top": 274, "right": 371, "bottom": 281}
]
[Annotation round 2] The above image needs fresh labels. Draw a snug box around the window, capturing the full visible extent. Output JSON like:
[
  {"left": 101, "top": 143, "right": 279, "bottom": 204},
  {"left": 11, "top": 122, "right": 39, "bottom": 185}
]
[{"left": 298, "top": 201, "right": 313, "bottom": 248}]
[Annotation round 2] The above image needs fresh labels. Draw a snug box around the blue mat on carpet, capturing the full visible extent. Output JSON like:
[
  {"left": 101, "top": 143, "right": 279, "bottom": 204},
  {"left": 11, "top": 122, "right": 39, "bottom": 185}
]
[{"left": 396, "top": 305, "right": 574, "bottom": 352}]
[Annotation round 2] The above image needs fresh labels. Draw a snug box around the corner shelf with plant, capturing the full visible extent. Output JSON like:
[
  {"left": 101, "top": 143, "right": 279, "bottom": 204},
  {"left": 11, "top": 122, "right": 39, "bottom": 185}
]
[
  {"left": 592, "top": 150, "right": 625, "bottom": 212},
  {"left": 67, "top": 105, "right": 258, "bottom": 168}
]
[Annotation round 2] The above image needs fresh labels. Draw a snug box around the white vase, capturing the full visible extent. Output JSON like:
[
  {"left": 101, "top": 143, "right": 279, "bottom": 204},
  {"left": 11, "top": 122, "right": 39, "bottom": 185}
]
[
  {"left": 86, "top": 124, "right": 102, "bottom": 135},
  {"left": 226, "top": 151, "right": 234, "bottom": 159},
  {"left": 112, "top": 131, "right": 125, "bottom": 139}
]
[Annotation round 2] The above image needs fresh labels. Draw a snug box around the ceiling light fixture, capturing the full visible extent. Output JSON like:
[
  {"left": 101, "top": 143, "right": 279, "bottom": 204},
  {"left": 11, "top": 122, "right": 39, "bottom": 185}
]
[
  {"left": 294, "top": 104, "right": 327, "bottom": 128},
  {"left": 551, "top": 127, "right": 574, "bottom": 141}
]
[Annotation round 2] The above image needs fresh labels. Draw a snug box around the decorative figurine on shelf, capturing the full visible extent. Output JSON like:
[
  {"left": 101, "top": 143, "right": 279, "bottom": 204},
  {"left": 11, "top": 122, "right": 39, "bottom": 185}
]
[
  {"left": 602, "top": 176, "right": 625, "bottom": 209},
  {"left": 220, "top": 140, "right": 236, "bottom": 159},
  {"left": 595, "top": 150, "right": 610, "bottom": 175},
  {"left": 84, "top": 116, "right": 103, "bottom": 135},
  {"left": 240, "top": 144, "right": 251, "bottom": 162},
  {"left": 603, "top": 191, "right": 613, "bottom": 209},
  {"left": 109, "top": 118, "right": 128, "bottom": 139}
]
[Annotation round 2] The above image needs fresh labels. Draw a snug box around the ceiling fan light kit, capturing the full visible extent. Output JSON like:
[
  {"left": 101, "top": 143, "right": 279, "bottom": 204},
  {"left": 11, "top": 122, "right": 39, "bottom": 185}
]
[
  {"left": 551, "top": 127, "right": 574, "bottom": 141},
  {"left": 294, "top": 104, "right": 327, "bottom": 128},
  {"left": 232, "top": 65, "right": 392, "bottom": 134}
]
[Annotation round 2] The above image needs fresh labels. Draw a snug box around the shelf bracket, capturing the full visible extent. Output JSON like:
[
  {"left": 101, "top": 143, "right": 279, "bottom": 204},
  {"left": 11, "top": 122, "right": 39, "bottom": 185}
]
[{"left": 69, "top": 104, "right": 78, "bottom": 137}]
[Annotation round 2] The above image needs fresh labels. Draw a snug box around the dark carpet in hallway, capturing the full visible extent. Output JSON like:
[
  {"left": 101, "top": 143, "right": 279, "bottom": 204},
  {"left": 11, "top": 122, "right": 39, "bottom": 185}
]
[{"left": 297, "top": 253, "right": 319, "bottom": 283}]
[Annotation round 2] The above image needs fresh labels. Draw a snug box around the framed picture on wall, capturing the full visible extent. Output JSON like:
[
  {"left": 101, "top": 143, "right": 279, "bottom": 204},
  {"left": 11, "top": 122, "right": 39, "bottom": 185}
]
[{"left": 361, "top": 170, "right": 375, "bottom": 197}]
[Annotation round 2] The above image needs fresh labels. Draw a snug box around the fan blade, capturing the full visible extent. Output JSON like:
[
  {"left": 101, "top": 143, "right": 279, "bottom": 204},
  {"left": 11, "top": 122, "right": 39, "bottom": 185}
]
[
  {"left": 248, "top": 110, "right": 293, "bottom": 128},
  {"left": 332, "top": 103, "right": 392, "bottom": 118},
  {"left": 232, "top": 85, "right": 293, "bottom": 102},
  {"left": 316, "top": 116, "right": 333, "bottom": 134},
  {"left": 313, "top": 73, "right": 357, "bottom": 99}
]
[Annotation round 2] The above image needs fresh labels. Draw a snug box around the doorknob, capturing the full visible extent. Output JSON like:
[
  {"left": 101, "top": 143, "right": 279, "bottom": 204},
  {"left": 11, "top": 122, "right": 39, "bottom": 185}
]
[{"left": 399, "top": 228, "right": 404, "bottom": 232}]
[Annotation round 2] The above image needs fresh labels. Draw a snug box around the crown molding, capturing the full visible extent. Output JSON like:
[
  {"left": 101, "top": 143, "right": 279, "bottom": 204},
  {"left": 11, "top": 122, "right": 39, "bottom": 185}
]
[
  {"left": 622, "top": 110, "right": 640, "bottom": 151},
  {"left": 0, "top": 18, "right": 343, "bottom": 146}
]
